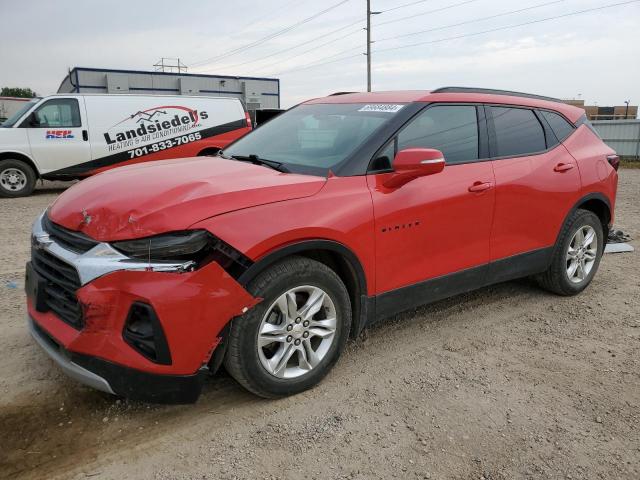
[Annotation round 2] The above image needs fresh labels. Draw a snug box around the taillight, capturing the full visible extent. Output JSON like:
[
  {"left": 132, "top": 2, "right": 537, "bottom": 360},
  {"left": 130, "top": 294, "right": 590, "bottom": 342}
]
[
  {"left": 607, "top": 155, "right": 620, "bottom": 171},
  {"left": 245, "top": 112, "right": 253, "bottom": 128}
]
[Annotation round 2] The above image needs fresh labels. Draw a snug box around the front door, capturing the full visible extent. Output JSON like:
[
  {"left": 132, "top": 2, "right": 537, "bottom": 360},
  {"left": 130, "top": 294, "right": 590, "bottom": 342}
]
[
  {"left": 367, "top": 104, "right": 495, "bottom": 314},
  {"left": 24, "top": 97, "right": 90, "bottom": 175}
]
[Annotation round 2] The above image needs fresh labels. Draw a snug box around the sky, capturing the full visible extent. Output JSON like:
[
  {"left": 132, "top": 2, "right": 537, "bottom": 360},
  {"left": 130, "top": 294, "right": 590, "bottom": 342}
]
[{"left": 1, "top": 0, "right": 639, "bottom": 108}]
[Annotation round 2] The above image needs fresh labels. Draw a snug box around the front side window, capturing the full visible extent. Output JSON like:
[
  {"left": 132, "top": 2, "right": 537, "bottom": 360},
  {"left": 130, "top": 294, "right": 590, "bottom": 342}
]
[
  {"left": 397, "top": 105, "right": 479, "bottom": 165},
  {"left": 223, "top": 103, "right": 404, "bottom": 175},
  {"left": 25, "top": 98, "right": 81, "bottom": 128},
  {"left": 491, "top": 106, "right": 546, "bottom": 157}
]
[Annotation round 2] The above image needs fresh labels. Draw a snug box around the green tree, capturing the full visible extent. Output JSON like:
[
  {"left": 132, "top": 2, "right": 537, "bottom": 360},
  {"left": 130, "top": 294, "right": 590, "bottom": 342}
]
[{"left": 1, "top": 87, "right": 37, "bottom": 98}]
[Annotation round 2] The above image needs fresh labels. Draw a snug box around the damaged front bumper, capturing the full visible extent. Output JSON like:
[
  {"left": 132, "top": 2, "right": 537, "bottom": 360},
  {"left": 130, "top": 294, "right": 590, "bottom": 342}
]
[
  {"left": 28, "top": 315, "right": 208, "bottom": 403},
  {"left": 27, "top": 213, "right": 258, "bottom": 403}
]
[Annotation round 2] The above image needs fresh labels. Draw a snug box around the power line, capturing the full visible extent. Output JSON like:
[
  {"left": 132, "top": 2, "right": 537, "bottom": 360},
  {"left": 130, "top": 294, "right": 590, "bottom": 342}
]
[
  {"left": 190, "top": 0, "right": 352, "bottom": 68},
  {"left": 271, "top": 52, "right": 364, "bottom": 76},
  {"left": 374, "top": 0, "right": 640, "bottom": 54},
  {"left": 376, "top": 0, "right": 565, "bottom": 42},
  {"left": 267, "top": 0, "right": 638, "bottom": 76},
  {"left": 233, "top": 0, "right": 309, "bottom": 35},
  {"left": 380, "top": 0, "right": 433, "bottom": 13},
  {"left": 376, "top": 0, "right": 480, "bottom": 27},
  {"left": 249, "top": 26, "right": 364, "bottom": 75},
  {"left": 215, "top": 19, "right": 364, "bottom": 73}
]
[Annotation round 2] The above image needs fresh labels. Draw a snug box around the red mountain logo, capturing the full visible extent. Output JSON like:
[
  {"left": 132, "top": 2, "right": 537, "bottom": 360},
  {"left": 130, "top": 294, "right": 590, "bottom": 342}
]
[{"left": 104, "top": 106, "right": 208, "bottom": 145}]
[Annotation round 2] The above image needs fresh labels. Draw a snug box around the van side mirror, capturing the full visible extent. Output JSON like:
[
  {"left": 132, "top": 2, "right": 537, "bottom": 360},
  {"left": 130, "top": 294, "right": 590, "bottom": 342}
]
[
  {"left": 383, "top": 148, "right": 445, "bottom": 188},
  {"left": 28, "top": 112, "right": 41, "bottom": 127}
]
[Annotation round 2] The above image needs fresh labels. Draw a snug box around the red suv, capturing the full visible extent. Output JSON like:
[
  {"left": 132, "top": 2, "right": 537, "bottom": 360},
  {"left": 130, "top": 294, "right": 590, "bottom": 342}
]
[{"left": 26, "top": 88, "right": 618, "bottom": 403}]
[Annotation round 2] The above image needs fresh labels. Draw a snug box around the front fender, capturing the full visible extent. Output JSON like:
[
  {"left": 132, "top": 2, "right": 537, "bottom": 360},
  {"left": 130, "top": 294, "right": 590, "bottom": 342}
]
[{"left": 189, "top": 175, "right": 376, "bottom": 296}]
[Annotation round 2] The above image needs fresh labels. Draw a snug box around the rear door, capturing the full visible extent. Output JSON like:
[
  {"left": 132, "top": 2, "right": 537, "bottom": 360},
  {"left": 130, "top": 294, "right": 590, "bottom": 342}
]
[
  {"left": 368, "top": 104, "right": 495, "bottom": 303},
  {"left": 23, "top": 97, "right": 90, "bottom": 175},
  {"left": 487, "top": 105, "right": 582, "bottom": 266}
]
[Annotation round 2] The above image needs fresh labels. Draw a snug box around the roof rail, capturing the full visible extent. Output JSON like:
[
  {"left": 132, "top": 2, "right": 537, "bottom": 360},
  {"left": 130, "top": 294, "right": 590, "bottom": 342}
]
[
  {"left": 329, "top": 91, "right": 358, "bottom": 96},
  {"left": 431, "top": 86, "right": 562, "bottom": 103}
]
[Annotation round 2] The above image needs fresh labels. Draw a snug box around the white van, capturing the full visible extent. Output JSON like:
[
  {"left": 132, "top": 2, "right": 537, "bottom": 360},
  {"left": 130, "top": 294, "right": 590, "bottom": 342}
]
[{"left": 0, "top": 94, "right": 252, "bottom": 197}]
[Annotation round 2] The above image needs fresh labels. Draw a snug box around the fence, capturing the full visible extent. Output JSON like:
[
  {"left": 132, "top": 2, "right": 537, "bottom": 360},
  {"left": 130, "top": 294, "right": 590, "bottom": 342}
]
[{"left": 590, "top": 120, "right": 640, "bottom": 160}]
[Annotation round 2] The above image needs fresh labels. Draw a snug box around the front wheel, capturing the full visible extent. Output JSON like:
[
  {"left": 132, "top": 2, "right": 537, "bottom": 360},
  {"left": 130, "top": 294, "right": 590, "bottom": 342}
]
[
  {"left": 224, "top": 256, "right": 351, "bottom": 398},
  {"left": 0, "top": 159, "right": 37, "bottom": 198},
  {"left": 537, "top": 209, "right": 604, "bottom": 295}
]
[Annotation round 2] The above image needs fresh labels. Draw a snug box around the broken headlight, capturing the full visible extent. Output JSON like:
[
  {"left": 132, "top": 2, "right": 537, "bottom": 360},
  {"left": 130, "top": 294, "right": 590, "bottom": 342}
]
[
  {"left": 112, "top": 230, "right": 211, "bottom": 262},
  {"left": 111, "top": 230, "right": 252, "bottom": 278}
]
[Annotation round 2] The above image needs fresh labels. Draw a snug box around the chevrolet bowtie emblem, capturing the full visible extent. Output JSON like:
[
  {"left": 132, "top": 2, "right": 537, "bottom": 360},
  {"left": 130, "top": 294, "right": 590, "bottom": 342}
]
[{"left": 81, "top": 209, "right": 92, "bottom": 225}]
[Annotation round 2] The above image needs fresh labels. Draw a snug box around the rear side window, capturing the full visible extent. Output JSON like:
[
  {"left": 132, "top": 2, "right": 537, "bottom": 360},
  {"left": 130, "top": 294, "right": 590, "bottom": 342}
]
[
  {"left": 491, "top": 106, "right": 546, "bottom": 157},
  {"left": 397, "top": 105, "right": 479, "bottom": 164},
  {"left": 540, "top": 110, "right": 575, "bottom": 142}
]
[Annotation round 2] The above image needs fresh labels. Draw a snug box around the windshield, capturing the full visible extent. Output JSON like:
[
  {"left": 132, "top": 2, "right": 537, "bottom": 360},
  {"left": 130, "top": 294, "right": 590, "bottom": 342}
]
[
  {"left": 1, "top": 98, "right": 40, "bottom": 127},
  {"left": 223, "top": 103, "right": 405, "bottom": 175}
]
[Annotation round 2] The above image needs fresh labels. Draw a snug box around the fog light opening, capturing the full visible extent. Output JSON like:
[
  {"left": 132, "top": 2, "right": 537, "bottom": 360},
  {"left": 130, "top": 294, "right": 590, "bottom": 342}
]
[{"left": 123, "top": 302, "right": 172, "bottom": 365}]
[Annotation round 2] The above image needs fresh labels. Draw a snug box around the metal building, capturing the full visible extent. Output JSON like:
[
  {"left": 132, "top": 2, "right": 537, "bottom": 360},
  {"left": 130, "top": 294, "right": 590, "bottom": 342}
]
[
  {"left": 591, "top": 119, "right": 640, "bottom": 159},
  {"left": 57, "top": 67, "right": 280, "bottom": 112}
]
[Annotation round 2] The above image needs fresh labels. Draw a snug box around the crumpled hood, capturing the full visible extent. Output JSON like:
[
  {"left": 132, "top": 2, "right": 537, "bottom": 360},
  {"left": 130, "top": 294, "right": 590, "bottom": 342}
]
[{"left": 49, "top": 157, "right": 326, "bottom": 241}]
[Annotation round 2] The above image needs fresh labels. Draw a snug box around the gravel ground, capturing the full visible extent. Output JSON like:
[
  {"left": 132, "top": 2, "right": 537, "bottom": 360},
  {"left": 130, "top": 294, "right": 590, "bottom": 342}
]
[{"left": 0, "top": 172, "right": 638, "bottom": 480}]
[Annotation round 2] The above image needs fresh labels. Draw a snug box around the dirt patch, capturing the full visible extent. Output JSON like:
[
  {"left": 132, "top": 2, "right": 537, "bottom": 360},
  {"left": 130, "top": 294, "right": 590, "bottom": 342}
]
[{"left": 0, "top": 174, "right": 639, "bottom": 480}]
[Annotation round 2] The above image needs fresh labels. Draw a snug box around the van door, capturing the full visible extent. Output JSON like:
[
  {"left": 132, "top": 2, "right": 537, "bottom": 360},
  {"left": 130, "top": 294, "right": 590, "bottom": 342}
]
[{"left": 23, "top": 97, "right": 90, "bottom": 175}]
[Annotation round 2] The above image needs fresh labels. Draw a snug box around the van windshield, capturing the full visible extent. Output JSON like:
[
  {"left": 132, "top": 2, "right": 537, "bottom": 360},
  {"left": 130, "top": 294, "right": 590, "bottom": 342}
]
[
  {"left": 222, "top": 103, "right": 404, "bottom": 175},
  {"left": 1, "top": 98, "right": 40, "bottom": 127}
]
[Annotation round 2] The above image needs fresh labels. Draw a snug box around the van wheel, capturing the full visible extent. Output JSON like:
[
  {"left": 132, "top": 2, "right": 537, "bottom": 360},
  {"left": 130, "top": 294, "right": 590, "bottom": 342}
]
[
  {"left": 537, "top": 209, "right": 604, "bottom": 296},
  {"left": 224, "top": 256, "right": 351, "bottom": 398},
  {"left": 0, "top": 159, "right": 36, "bottom": 197}
]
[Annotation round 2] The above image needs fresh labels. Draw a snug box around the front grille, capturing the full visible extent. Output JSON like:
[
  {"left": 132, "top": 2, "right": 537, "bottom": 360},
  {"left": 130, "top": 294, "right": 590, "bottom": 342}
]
[
  {"left": 31, "top": 248, "right": 83, "bottom": 329},
  {"left": 42, "top": 215, "right": 98, "bottom": 254}
]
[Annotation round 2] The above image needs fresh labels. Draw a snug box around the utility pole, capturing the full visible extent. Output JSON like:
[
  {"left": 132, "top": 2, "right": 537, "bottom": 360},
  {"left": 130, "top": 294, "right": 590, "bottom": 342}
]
[{"left": 366, "top": 1, "right": 381, "bottom": 92}]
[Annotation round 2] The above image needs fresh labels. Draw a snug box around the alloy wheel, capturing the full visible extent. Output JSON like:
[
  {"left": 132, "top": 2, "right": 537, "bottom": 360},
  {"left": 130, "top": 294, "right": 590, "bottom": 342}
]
[
  {"left": 257, "top": 285, "right": 337, "bottom": 379},
  {"left": 566, "top": 225, "right": 598, "bottom": 284}
]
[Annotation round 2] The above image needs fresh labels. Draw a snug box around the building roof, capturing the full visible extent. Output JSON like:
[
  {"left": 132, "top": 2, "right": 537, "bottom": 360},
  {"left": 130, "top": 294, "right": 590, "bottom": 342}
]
[{"left": 68, "top": 66, "right": 278, "bottom": 82}]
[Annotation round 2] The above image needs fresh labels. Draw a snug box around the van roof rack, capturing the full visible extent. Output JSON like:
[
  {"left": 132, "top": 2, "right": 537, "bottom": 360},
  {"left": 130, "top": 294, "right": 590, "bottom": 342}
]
[
  {"left": 329, "top": 91, "right": 358, "bottom": 96},
  {"left": 432, "top": 87, "right": 562, "bottom": 103}
]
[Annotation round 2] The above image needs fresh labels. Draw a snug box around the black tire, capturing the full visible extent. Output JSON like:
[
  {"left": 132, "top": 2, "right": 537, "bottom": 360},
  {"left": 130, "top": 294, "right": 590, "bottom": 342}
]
[
  {"left": 224, "top": 256, "right": 351, "bottom": 398},
  {"left": 537, "top": 209, "right": 604, "bottom": 296},
  {"left": 0, "top": 159, "right": 37, "bottom": 198}
]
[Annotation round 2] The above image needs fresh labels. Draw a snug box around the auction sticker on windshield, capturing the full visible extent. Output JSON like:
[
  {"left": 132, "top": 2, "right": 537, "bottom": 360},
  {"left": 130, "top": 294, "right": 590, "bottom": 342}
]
[{"left": 358, "top": 104, "right": 404, "bottom": 113}]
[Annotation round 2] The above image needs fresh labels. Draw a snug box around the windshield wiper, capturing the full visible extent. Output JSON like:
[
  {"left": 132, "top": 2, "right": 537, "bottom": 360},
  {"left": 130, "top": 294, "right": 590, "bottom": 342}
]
[{"left": 222, "top": 153, "right": 290, "bottom": 173}]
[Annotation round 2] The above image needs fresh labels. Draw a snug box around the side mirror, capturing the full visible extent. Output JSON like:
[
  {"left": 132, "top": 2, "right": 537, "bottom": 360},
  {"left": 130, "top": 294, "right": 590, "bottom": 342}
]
[
  {"left": 28, "top": 112, "right": 41, "bottom": 127},
  {"left": 383, "top": 148, "right": 445, "bottom": 188}
]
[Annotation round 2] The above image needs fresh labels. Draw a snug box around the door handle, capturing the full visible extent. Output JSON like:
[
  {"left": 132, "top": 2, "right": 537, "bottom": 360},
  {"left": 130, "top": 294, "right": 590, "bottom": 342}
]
[
  {"left": 554, "top": 162, "right": 574, "bottom": 172},
  {"left": 82, "top": 130, "right": 88, "bottom": 141},
  {"left": 468, "top": 181, "right": 493, "bottom": 193}
]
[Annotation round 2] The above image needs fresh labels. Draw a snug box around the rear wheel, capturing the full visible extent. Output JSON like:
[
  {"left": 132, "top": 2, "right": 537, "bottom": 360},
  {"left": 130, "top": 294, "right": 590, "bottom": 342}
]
[
  {"left": 0, "top": 159, "right": 36, "bottom": 197},
  {"left": 537, "top": 209, "right": 604, "bottom": 295},
  {"left": 224, "top": 256, "right": 351, "bottom": 398}
]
